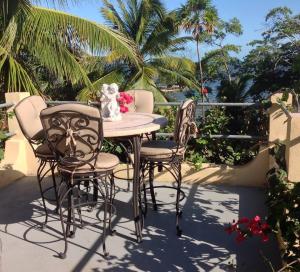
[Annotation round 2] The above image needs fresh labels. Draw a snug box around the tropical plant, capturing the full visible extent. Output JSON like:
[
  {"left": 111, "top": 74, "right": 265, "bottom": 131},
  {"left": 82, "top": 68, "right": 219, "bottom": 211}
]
[
  {"left": 267, "top": 144, "right": 300, "bottom": 271},
  {"left": 177, "top": 0, "right": 218, "bottom": 98},
  {"left": 203, "top": 17, "right": 243, "bottom": 84},
  {"left": 242, "top": 7, "right": 300, "bottom": 99},
  {"left": 78, "top": 0, "right": 199, "bottom": 102},
  {"left": 0, "top": 0, "right": 139, "bottom": 99}
]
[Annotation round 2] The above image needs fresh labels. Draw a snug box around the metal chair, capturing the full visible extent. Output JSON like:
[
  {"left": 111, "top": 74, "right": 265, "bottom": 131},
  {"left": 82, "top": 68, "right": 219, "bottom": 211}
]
[
  {"left": 125, "top": 89, "right": 154, "bottom": 113},
  {"left": 14, "top": 95, "right": 59, "bottom": 228},
  {"left": 113, "top": 90, "right": 154, "bottom": 191},
  {"left": 40, "top": 103, "right": 119, "bottom": 259},
  {"left": 140, "top": 99, "right": 197, "bottom": 236}
]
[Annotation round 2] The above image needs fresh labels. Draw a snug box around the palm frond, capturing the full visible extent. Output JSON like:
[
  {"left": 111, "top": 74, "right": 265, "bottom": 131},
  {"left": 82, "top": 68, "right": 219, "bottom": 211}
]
[
  {"left": 77, "top": 70, "right": 124, "bottom": 101},
  {"left": 152, "top": 56, "right": 200, "bottom": 90},
  {"left": 22, "top": 7, "right": 141, "bottom": 66},
  {"left": 0, "top": 46, "right": 38, "bottom": 93}
]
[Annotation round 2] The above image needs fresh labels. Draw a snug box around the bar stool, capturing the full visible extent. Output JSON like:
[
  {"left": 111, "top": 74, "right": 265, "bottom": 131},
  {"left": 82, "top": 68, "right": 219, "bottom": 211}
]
[
  {"left": 140, "top": 99, "right": 197, "bottom": 236},
  {"left": 14, "top": 95, "right": 59, "bottom": 227},
  {"left": 40, "top": 103, "right": 119, "bottom": 259}
]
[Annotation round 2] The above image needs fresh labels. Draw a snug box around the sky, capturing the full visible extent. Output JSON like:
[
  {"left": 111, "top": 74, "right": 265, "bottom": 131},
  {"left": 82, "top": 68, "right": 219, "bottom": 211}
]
[{"left": 40, "top": 0, "right": 300, "bottom": 60}]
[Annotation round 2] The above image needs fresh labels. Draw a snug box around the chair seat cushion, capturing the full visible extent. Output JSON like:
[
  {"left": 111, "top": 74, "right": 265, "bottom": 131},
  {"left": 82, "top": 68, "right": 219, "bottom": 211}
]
[
  {"left": 35, "top": 143, "right": 55, "bottom": 159},
  {"left": 140, "top": 140, "right": 185, "bottom": 159},
  {"left": 58, "top": 153, "right": 119, "bottom": 174}
]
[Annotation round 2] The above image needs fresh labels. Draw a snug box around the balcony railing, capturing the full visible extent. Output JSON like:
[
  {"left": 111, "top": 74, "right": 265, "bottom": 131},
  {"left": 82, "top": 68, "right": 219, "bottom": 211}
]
[{"left": 46, "top": 100, "right": 267, "bottom": 141}]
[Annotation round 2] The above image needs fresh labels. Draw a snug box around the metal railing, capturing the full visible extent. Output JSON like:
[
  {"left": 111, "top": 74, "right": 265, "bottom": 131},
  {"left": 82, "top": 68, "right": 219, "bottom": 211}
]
[
  {"left": 0, "top": 102, "right": 15, "bottom": 138},
  {"left": 45, "top": 100, "right": 267, "bottom": 141},
  {"left": 0, "top": 102, "right": 14, "bottom": 109},
  {"left": 155, "top": 101, "right": 267, "bottom": 141}
]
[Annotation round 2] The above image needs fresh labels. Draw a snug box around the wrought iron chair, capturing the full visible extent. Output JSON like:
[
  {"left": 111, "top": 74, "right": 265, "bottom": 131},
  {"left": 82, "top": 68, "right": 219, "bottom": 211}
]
[
  {"left": 14, "top": 95, "right": 59, "bottom": 228},
  {"left": 140, "top": 99, "right": 197, "bottom": 236},
  {"left": 40, "top": 104, "right": 119, "bottom": 259},
  {"left": 112, "top": 89, "right": 154, "bottom": 191}
]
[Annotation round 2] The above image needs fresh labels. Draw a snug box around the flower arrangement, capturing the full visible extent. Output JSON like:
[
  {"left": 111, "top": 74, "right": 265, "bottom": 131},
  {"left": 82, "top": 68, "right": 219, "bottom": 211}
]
[
  {"left": 225, "top": 215, "right": 271, "bottom": 243},
  {"left": 117, "top": 92, "right": 134, "bottom": 113}
]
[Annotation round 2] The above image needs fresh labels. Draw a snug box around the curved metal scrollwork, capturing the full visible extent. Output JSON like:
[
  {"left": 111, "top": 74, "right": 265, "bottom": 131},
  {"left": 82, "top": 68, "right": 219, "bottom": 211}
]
[
  {"left": 175, "top": 100, "right": 197, "bottom": 150},
  {"left": 42, "top": 110, "right": 103, "bottom": 169}
]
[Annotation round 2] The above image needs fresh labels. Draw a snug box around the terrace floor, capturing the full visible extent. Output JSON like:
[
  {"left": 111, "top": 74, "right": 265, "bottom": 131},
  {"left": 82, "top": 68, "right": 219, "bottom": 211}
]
[{"left": 0, "top": 176, "right": 281, "bottom": 272}]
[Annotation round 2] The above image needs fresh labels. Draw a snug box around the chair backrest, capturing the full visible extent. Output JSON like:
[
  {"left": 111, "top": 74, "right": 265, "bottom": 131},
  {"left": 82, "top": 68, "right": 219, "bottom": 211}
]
[
  {"left": 40, "top": 104, "right": 103, "bottom": 168},
  {"left": 173, "top": 99, "right": 197, "bottom": 148},
  {"left": 125, "top": 89, "right": 154, "bottom": 113},
  {"left": 14, "top": 95, "right": 47, "bottom": 143}
]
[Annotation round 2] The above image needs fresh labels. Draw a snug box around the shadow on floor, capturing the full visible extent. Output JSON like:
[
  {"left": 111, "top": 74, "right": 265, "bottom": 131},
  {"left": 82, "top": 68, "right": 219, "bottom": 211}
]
[{"left": 0, "top": 177, "right": 281, "bottom": 272}]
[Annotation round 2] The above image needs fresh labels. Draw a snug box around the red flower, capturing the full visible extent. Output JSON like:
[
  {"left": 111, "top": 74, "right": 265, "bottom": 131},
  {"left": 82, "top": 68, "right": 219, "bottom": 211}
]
[
  {"left": 225, "top": 215, "right": 270, "bottom": 244},
  {"left": 201, "top": 87, "right": 208, "bottom": 94},
  {"left": 120, "top": 105, "right": 129, "bottom": 113},
  {"left": 254, "top": 216, "right": 261, "bottom": 222}
]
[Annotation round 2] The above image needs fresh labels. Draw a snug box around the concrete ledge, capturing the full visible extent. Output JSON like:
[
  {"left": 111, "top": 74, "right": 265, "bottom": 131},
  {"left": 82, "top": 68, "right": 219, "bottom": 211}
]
[{"left": 114, "top": 145, "right": 270, "bottom": 187}]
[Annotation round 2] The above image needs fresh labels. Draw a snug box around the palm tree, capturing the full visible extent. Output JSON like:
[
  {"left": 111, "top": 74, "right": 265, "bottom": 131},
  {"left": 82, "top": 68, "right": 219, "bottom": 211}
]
[
  {"left": 177, "top": 0, "right": 218, "bottom": 100},
  {"left": 78, "top": 0, "right": 199, "bottom": 102},
  {"left": 0, "top": 0, "right": 139, "bottom": 96}
]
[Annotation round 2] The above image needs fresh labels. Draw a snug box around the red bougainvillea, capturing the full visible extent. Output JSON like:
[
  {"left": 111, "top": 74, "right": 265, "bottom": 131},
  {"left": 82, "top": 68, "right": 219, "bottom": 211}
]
[
  {"left": 201, "top": 87, "right": 208, "bottom": 95},
  {"left": 117, "top": 92, "right": 134, "bottom": 113},
  {"left": 225, "top": 216, "right": 271, "bottom": 244}
]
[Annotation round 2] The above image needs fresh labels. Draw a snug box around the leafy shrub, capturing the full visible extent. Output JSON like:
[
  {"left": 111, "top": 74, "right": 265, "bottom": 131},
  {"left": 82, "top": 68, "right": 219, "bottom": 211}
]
[
  {"left": 267, "top": 144, "right": 300, "bottom": 270},
  {"left": 188, "top": 107, "right": 260, "bottom": 166}
]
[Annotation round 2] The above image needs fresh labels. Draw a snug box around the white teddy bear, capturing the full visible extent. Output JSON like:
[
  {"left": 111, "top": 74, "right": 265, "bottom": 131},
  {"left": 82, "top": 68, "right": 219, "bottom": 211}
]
[{"left": 100, "top": 83, "right": 122, "bottom": 121}]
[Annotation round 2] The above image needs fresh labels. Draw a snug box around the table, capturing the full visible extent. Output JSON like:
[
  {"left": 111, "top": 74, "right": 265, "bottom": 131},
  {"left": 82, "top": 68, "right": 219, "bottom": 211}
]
[{"left": 103, "top": 112, "right": 168, "bottom": 242}]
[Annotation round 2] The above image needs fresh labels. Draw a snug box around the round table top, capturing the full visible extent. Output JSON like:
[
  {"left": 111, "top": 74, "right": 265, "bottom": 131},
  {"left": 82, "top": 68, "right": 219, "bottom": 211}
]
[{"left": 103, "top": 112, "right": 168, "bottom": 138}]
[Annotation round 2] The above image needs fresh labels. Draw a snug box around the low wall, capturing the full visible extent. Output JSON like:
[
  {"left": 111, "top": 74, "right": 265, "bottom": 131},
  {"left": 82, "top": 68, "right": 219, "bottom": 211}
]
[
  {"left": 0, "top": 91, "right": 299, "bottom": 188},
  {"left": 114, "top": 145, "right": 270, "bottom": 187}
]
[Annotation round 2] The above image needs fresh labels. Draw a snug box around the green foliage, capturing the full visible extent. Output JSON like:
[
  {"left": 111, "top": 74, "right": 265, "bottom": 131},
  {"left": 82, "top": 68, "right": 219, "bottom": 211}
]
[
  {"left": 78, "top": 0, "right": 200, "bottom": 102},
  {"left": 155, "top": 106, "right": 178, "bottom": 133},
  {"left": 242, "top": 7, "right": 300, "bottom": 99},
  {"left": 187, "top": 107, "right": 259, "bottom": 166},
  {"left": 0, "top": 0, "right": 140, "bottom": 98},
  {"left": 267, "top": 144, "right": 300, "bottom": 269}
]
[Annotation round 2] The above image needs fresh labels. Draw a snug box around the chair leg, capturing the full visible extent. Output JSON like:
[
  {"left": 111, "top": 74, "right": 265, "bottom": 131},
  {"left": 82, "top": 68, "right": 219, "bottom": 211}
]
[
  {"left": 58, "top": 180, "right": 69, "bottom": 259},
  {"left": 149, "top": 162, "right": 157, "bottom": 211},
  {"left": 126, "top": 157, "right": 131, "bottom": 192},
  {"left": 175, "top": 162, "right": 183, "bottom": 237},
  {"left": 50, "top": 162, "right": 59, "bottom": 213},
  {"left": 66, "top": 186, "right": 72, "bottom": 238},
  {"left": 37, "top": 160, "right": 49, "bottom": 228},
  {"left": 109, "top": 175, "right": 116, "bottom": 235},
  {"left": 102, "top": 177, "right": 109, "bottom": 257}
]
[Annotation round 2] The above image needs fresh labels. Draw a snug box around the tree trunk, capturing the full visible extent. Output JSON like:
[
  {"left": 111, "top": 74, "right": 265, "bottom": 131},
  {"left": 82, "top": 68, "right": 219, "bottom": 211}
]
[
  {"left": 196, "top": 39, "right": 205, "bottom": 118},
  {"left": 221, "top": 48, "right": 232, "bottom": 83}
]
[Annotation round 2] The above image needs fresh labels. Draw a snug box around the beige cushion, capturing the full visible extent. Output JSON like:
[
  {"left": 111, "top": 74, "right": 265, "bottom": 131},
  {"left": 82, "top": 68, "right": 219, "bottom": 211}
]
[
  {"left": 58, "top": 152, "right": 119, "bottom": 174},
  {"left": 14, "top": 95, "right": 47, "bottom": 141},
  {"left": 140, "top": 140, "right": 185, "bottom": 159},
  {"left": 125, "top": 90, "right": 154, "bottom": 113},
  {"left": 35, "top": 143, "right": 55, "bottom": 159},
  {"left": 40, "top": 104, "right": 102, "bottom": 155}
]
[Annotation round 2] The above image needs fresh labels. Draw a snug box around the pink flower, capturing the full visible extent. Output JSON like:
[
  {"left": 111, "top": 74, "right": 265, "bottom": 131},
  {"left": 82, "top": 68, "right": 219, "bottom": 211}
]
[
  {"left": 120, "top": 105, "right": 128, "bottom": 113},
  {"left": 254, "top": 216, "right": 261, "bottom": 222}
]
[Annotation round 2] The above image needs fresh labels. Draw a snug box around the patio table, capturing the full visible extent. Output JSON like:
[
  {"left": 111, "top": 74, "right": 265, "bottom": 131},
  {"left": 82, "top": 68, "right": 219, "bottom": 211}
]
[{"left": 102, "top": 112, "right": 168, "bottom": 242}]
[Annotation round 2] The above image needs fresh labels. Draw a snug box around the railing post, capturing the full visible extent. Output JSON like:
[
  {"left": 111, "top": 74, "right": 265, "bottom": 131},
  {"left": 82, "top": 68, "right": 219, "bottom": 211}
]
[{"left": 0, "top": 92, "right": 37, "bottom": 186}]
